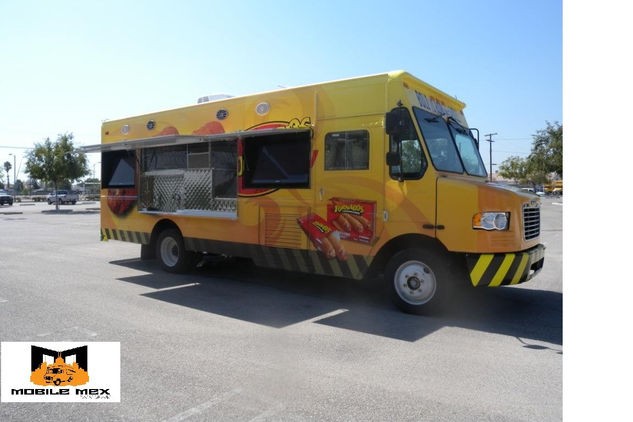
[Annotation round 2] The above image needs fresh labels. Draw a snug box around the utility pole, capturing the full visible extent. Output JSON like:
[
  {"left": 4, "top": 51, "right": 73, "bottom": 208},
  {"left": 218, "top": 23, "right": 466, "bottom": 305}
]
[
  {"left": 8, "top": 153, "right": 16, "bottom": 197},
  {"left": 484, "top": 133, "right": 497, "bottom": 182}
]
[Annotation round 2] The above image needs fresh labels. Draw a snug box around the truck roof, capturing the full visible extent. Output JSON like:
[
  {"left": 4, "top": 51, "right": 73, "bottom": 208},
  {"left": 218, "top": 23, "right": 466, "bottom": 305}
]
[
  {"left": 104, "top": 71, "right": 464, "bottom": 124},
  {"left": 94, "top": 71, "right": 468, "bottom": 149}
]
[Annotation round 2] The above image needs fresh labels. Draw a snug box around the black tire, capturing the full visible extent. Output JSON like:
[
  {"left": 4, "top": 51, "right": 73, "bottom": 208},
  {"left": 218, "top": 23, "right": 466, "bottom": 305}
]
[
  {"left": 384, "top": 248, "right": 458, "bottom": 315},
  {"left": 54, "top": 379, "right": 61, "bottom": 386},
  {"left": 72, "top": 200, "right": 76, "bottom": 205},
  {"left": 156, "top": 229, "right": 193, "bottom": 273}
]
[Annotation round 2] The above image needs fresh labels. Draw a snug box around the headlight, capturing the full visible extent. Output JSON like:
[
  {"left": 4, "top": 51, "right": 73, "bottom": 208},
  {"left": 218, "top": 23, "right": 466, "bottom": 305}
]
[{"left": 472, "top": 212, "right": 509, "bottom": 231}]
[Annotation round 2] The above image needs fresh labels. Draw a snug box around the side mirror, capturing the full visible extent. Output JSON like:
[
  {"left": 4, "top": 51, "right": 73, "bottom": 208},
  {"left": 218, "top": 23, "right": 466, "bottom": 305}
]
[
  {"left": 385, "top": 111, "right": 400, "bottom": 135},
  {"left": 385, "top": 107, "right": 409, "bottom": 136},
  {"left": 386, "top": 152, "right": 401, "bottom": 166}
]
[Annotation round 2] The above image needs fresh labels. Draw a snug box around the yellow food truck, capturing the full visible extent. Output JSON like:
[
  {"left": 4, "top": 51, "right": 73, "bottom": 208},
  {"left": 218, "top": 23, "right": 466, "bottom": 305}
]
[{"left": 86, "top": 71, "right": 544, "bottom": 314}]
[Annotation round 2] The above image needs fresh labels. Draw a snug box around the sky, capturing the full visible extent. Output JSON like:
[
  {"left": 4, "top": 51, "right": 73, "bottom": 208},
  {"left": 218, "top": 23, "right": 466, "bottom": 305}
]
[{"left": 0, "top": 0, "right": 561, "bottom": 183}]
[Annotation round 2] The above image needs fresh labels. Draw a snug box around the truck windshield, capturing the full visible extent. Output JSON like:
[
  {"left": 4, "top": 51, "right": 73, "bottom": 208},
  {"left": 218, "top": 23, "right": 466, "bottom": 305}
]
[
  {"left": 413, "top": 107, "right": 463, "bottom": 173},
  {"left": 413, "top": 107, "right": 487, "bottom": 177},
  {"left": 447, "top": 119, "right": 487, "bottom": 177}
]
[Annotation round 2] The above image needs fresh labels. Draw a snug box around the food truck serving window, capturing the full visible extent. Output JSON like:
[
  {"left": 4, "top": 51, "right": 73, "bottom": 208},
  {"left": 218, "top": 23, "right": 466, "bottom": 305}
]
[
  {"left": 242, "top": 131, "right": 311, "bottom": 189},
  {"left": 142, "top": 145, "right": 187, "bottom": 171},
  {"left": 102, "top": 150, "right": 136, "bottom": 188}
]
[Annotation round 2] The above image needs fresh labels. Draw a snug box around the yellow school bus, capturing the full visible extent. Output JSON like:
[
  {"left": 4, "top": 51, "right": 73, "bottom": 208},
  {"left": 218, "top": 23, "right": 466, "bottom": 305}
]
[{"left": 87, "top": 71, "right": 544, "bottom": 314}]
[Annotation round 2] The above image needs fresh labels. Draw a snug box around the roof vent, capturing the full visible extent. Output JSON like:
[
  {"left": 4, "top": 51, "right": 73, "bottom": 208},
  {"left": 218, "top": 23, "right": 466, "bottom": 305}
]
[{"left": 197, "top": 94, "right": 234, "bottom": 104}]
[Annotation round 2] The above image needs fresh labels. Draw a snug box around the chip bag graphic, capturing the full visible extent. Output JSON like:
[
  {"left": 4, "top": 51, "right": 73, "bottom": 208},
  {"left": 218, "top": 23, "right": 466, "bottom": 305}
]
[
  {"left": 327, "top": 198, "right": 376, "bottom": 244},
  {"left": 297, "top": 213, "right": 347, "bottom": 261}
]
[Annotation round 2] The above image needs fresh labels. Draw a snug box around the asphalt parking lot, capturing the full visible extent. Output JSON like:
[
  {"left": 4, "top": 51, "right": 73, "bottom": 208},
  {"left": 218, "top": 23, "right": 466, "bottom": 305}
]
[{"left": 0, "top": 199, "right": 562, "bottom": 421}]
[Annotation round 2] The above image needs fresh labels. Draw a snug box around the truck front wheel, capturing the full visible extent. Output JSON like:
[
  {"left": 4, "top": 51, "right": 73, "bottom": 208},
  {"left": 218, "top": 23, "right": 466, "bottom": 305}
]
[
  {"left": 156, "top": 229, "right": 193, "bottom": 273},
  {"left": 385, "top": 248, "right": 456, "bottom": 315}
]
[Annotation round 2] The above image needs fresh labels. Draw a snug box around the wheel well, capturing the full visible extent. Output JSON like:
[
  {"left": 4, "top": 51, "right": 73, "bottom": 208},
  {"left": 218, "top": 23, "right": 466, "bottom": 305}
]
[
  {"left": 150, "top": 219, "right": 181, "bottom": 249},
  {"left": 369, "top": 234, "right": 449, "bottom": 277}
]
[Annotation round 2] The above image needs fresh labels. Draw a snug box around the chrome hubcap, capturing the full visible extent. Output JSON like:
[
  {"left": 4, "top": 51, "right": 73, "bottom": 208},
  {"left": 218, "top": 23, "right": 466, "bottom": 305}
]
[
  {"left": 394, "top": 260, "right": 437, "bottom": 305},
  {"left": 160, "top": 236, "right": 179, "bottom": 267}
]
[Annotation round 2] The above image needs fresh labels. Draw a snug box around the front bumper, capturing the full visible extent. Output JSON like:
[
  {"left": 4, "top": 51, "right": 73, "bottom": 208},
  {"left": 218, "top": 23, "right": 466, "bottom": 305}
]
[{"left": 466, "top": 244, "right": 545, "bottom": 287}]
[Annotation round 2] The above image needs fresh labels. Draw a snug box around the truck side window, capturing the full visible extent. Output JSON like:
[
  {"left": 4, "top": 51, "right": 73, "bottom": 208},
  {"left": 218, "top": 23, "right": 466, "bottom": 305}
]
[
  {"left": 242, "top": 131, "right": 311, "bottom": 189},
  {"left": 187, "top": 142, "right": 210, "bottom": 168},
  {"left": 389, "top": 110, "right": 426, "bottom": 180},
  {"left": 211, "top": 140, "right": 237, "bottom": 198},
  {"left": 142, "top": 145, "right": 186, "bottom": 171},
  {"left": 102, "top": 150, "right": 136, "bottom": 188},
  {"left": 324, "top": 130, "right": 369, "bottom": 170}
]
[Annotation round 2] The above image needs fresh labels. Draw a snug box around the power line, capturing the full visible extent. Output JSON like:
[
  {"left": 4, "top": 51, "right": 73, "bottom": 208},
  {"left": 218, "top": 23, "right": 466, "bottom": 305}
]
[
  {"left": 495, "top": 150, "right": 530, "bottom": 154},
  {"left": 495, "top": 137, "right": 532, "bottom": 141}
]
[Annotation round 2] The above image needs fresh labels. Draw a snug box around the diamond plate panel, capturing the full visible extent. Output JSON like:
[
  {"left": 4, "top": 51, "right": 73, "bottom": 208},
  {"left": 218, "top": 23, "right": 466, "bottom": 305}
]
[
  {"left": 140, "top": 174, "right": 184, "bottom": 212},
  {"left": 211, "top": 198, "right": 237, "bottom": 212},
  {"left": 184, "top": 169, "right": 213, "bottom": 210},
  {"left": 140, "top": 167, "right": 236, "bottom": 214}
]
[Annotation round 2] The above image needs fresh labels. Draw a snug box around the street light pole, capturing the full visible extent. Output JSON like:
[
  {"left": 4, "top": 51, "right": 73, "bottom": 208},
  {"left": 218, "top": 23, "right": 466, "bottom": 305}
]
[
  {"left": 8, "top": 153, "right": 16, "bottom": 198},
  {"left": 484, "top": 133, "right": 497, "bottom": 182}
]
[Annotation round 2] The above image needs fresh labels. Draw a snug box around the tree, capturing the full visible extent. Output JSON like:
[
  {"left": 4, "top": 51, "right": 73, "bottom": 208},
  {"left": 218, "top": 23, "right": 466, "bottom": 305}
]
[
  {"left": 498, "top": 122, "right": 563, "bottom": 187},
  {"left": 14, "top": 179, "right": 24, "bottom": 193},
  {"left": 529, "top": 121, "right": 562, "bottom": 179},
  {"left": 3, "top": 161, "right": 11, "bottom": 188},
  {"left": 25, "top": 133, "right": 89, "bottom": 210},
  {"left": 498, "top": 156, "right": 528, "bottom": 184}
]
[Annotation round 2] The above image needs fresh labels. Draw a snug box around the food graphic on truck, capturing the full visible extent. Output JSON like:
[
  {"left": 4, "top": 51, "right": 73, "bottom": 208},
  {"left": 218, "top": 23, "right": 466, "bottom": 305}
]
[{"left": 84, "top": 71, "right": 545, "bottom": 314}]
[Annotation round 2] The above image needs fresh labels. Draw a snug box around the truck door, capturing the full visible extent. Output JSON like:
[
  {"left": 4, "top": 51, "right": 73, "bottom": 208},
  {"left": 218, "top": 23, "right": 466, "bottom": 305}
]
[
  {"left": 311, "top": 116, "right": 385, "bottom": 278},
  {"left": 383, "top": 107, "right": 437, "bottom": 239}
]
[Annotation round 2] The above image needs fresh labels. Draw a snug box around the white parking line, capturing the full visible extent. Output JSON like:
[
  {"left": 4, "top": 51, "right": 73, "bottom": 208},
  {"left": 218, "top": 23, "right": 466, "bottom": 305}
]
[
  {"left": 0, "top": 298, "right": 7, "bottom": 303},
  {"left": 154, "top": 282, "right": 200, "bottom": 292},
  {"left": 284, "top": 308, "right": 349, "bottom": 329},
  {"left": 162, "top": 388, "right": 242, "bottom": 422}
]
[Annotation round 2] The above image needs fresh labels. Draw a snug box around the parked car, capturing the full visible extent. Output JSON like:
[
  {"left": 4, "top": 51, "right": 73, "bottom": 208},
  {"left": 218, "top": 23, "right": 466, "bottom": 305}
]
[
  {"left": 46, "top": 190, "right": 78, "bottom": 205},
  {"left": 0, "top": 189, "right": 13, "bottom": 206}
]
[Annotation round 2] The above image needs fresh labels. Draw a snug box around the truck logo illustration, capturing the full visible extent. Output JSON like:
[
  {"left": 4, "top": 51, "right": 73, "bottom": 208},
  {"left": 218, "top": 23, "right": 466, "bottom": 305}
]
[{"left": 30, "top": 346, "right": 89, "bottom": 387}]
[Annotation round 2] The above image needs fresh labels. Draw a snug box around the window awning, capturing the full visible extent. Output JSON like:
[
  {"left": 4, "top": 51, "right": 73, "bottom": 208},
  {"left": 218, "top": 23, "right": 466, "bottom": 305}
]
[{"left": 80, "top": 128, "right": 311, "bottom": 153}]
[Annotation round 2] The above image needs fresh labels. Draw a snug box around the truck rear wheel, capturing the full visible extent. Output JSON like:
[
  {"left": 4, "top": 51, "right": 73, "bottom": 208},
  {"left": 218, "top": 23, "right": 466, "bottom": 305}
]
[
  {"left": 385, "top": 248, "right": 455, "bottom": 315},
  {"left": 156, "top": 229, "right": 193, "bottom": 273}
]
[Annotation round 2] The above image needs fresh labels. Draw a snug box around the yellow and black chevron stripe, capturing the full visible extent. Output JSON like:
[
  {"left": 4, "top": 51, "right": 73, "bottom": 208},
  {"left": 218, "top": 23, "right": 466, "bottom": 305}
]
[
  {"left": 252, "top": 245, "right": 373, "bottom": 280},
  {"left": 101, "top": 228, "right": 150, "bottom": 244},
  {"left": 467, "top": 245, "right": 545, "bottom": 287},
  {"left": 184, "top": 237, "right": 373, "bottom": 280}
]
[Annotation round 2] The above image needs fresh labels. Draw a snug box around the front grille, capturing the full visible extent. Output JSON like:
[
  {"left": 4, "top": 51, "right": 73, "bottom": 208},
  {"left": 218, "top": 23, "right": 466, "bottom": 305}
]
[{"left": 523, "top": 205, "right": 540, "bottom": 240}]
